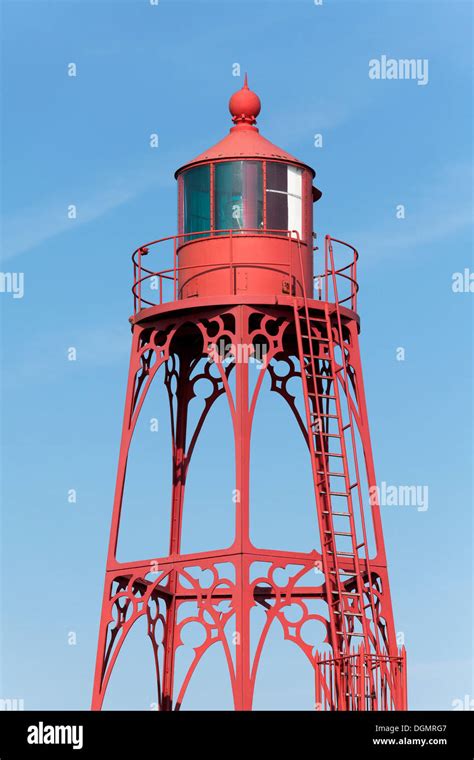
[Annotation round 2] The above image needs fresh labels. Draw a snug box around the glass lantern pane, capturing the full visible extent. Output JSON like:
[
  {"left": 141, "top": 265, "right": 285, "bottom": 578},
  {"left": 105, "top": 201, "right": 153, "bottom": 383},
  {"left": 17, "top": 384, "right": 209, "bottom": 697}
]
[
  {"left": 287, "top": 165, "right": 302, "bottom": 198},
  {"left": 266, "top": 190, "right": 288, "bottom": 232},
  {"left": 266, "top": 161, "right": 288, "bottom": 192},
  {"left": 214, "top": 161, "right": 263, "bottom": 234},
  {"left": 288, "top": 194, "right": 302, "bottom": 236},
  {"left": 183, "top": 165, "right": 210, "bottom": 241},
  {"left": 265, "top": 162, "right": 303, "bottom": 237}
]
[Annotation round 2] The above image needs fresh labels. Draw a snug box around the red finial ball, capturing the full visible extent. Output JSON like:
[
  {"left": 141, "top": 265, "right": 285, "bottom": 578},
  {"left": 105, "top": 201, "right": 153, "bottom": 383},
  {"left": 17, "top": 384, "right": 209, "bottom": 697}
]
[{"left": 229, "top": 74, "right": 261, "bottom": 126}]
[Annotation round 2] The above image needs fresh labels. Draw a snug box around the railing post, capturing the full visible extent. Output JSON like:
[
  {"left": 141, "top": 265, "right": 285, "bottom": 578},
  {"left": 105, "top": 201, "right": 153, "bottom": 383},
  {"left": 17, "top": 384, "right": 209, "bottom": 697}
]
[
  {"left": 332, "top": 245, "right": 340, "bottom": 307},
  {"left": 133, "top": 259, "right": 137, "bottom": 315},
  {"left": 315, "top": 652, "right": 321, "bottom": 711},
  {"left": 352, "top": 251, "right": 358, "bottom": 312},
  {"left": 324, "top": 235, "right": 329, "bottom": 302},
  {"left": 288, "top": 231, "right": 293, "bottom": 295},
  {"left": 359, "top": 646, "right": 365, "bottom": 711},
  {"left": 138, "top": 248, "right": 142, "bottom": 312},
  {"left": 229, "top": 229, "right": 234, "bottom": 295},
  {"left": 173, "top": 236, "right": 177, "bottom": 301},
  {"left": 401, "top": 646, "right": 407, "bottom": 710}
]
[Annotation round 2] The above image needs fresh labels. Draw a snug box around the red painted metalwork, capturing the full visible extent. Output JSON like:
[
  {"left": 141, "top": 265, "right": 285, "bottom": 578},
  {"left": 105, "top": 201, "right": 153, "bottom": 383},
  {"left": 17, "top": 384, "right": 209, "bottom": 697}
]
[{"left": 92, "top": 79, "right": 407, "bottom": 711}]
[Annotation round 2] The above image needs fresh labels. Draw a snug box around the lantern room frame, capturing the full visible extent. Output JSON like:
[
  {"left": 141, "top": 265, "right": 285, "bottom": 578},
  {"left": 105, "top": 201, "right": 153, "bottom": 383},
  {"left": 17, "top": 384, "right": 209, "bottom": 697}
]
[{"left": 176, "top": 159, "right": 315, "bottom": 248}]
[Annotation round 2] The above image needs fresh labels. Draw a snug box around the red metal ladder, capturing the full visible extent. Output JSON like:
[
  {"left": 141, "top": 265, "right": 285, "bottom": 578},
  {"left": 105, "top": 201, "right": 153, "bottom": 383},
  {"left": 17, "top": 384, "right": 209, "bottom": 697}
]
[
  {"left": 294, "top": 237, "right": 404, "bottom": 709},
  {"left": 294, "top": 300, "right": 373, "bottom": 653}
]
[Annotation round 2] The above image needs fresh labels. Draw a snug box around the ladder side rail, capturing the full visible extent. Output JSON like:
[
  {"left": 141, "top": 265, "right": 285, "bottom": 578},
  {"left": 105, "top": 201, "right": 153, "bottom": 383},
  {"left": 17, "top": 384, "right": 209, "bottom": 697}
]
[
  {"left": 325, "top": 239, "right": 387, "bottom": 719},
  {"left": 293, "top": 299, "right": 347, "bottom": 654},
  {"left": 326, "top": 236, "right": 385, "bottom": 688},
  {"left": 294, "top": 242, "right": 351, "bottom": 655},
  {"left": 321, "top": 241, "right": 372, "bottom": 652},
  {"left": 328, "top": 239, "right": 385, "bottom": 655}
]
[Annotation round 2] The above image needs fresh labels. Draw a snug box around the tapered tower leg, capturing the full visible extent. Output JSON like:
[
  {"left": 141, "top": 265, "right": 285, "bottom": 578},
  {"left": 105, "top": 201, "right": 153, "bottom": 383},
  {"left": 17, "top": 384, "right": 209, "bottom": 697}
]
[
  {"left": 92, "top": 327, "right": 143, "bottom": 710},
  {"left": 161, "top": 353, "right": 192, "bottom": 711},
  {"left": 233, "top": 309, "right": 253, "bottom": 710}
]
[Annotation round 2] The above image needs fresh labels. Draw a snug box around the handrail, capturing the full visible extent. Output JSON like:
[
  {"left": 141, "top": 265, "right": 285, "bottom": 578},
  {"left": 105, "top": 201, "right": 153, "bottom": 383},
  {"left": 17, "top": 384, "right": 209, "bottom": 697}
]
[
  {"left": 131, "top": 228, "right": 300, "bottom": 267},
  {"left": 325, "top": 234, "right": 387, "bottom": 662},
  {"left": 322, "top": 235, "right": 359, "bottom": 312},
  {"left": 298, "top": 234, "right": 391, "bottom": 692},
  {"left": 315, "top": 647, "right": 406, "bottom": 711},
  {"left": 131, "top": 228, "right": 361, "bottom": 315},
  {"left": 131, "top": 228, "right": 302, "bottom": 313}
]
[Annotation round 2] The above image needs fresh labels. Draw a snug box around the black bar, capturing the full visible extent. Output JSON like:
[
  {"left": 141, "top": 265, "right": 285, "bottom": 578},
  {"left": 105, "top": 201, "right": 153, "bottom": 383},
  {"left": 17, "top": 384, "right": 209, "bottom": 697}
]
[{"left": 0, "top": 710, "right": 471, "bottom": 758}]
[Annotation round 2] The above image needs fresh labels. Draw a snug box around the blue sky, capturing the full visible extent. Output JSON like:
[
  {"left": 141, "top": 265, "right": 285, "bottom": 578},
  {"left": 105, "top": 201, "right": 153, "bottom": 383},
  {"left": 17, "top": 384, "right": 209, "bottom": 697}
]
[{"left": 1, "top": 0, "right": 472, "bottom": 711}]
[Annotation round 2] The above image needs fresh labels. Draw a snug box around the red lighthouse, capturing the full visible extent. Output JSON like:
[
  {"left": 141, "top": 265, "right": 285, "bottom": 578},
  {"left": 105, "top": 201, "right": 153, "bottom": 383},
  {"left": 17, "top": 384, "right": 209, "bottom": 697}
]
[{"left": 92, "top": 77, "right": 407, "bottom": 711}]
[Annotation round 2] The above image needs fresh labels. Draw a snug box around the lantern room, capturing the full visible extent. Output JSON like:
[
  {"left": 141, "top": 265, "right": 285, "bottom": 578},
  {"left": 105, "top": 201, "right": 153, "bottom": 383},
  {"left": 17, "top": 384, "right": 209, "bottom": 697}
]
[{"left": 174, "top": 76, "right": 321, "bottom": 300}]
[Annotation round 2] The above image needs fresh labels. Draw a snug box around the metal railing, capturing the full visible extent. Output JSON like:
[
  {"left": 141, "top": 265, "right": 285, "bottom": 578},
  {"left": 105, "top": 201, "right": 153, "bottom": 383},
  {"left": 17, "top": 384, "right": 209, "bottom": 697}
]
[
  {"left": 131, "top": 228, "right": 360, "bottom": 315},
  {"left": 314, "top": 235, "right": 359, "bottom": 313},
  {"left": 132, "top": 228, "right": 301, "bottom": 313},
  {"left": 315, "top": 646, "right": 407, "bottom": 711}
]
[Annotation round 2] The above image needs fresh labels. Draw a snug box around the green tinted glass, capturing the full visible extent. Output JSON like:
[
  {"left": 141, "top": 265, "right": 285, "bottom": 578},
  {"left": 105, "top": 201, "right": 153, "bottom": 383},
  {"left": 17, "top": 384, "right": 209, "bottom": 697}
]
[
  {"left": 183, "top": 165, "right": 210, "bottom": 240},
  {"left": 214, "top": 161, "right": 263, "bottom": 234}
]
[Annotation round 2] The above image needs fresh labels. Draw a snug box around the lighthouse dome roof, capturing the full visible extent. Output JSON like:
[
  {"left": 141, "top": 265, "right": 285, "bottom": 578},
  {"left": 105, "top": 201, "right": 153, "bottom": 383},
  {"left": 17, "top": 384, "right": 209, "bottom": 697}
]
[{"left": 175, "top": 76, "right": 316, "bottom": 179}]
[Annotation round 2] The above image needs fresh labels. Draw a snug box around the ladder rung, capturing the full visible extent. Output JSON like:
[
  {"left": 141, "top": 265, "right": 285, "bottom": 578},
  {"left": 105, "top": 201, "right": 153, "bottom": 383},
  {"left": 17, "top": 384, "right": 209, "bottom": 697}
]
[
  {"left": 332, "top": 590, "right": 361, "bottom": 596},
  {"left": 336, "top": 631, "right": 364, "bottom": 637},
  {"left": 330, "top": 570, "right": 355, "bottom": 577},
  {"left": 319, "top": 471, "right": 345, "bottom": 476},
  {"left": 329, "top": 551, "right": 355, "bottom": 557},
  {"left": 308, "top": 393, "right": 335, "bottom": 401},
  {"left": 323, "top": 511, "right": 353, "bottom": 517},
  {"left": 301, "top": 335, "right": 329, "bottom": 342}
]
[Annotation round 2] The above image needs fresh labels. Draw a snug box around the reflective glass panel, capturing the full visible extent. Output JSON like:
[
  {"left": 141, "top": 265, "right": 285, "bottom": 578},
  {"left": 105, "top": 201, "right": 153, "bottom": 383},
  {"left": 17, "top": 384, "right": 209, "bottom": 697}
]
[
  {"left": 183, "top": 165, "right": 211, "bottom": 240},
  {"left": 266, "top": 162, "right": 302, "bottom": 237},
  {"left": 214, "top": 161, "right": 263, "bottom": 233}
]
